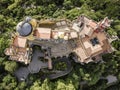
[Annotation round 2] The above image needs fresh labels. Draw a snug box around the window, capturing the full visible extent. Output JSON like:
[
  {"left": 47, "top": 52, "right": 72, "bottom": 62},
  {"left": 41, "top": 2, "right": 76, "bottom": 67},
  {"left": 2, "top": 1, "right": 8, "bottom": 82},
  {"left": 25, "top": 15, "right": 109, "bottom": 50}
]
[
  {"left": 56, "top": 21, "right": 67, "bottom": 27},
  {"left": 77, "top": 22, "right": 84, "bottom": 28},
  {"left": 92, "top": 57, "right": 96, "bottom": 60},
  {"left": 90, "top": 37, "right": 99, "bottom": 46}
]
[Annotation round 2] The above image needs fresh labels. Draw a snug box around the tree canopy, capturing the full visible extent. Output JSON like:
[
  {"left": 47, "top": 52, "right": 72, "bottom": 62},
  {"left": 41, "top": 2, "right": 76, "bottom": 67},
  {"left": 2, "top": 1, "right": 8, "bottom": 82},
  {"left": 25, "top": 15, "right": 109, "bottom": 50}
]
[{"left": 0, "top": 0, "right": 120, "bottom": 90}]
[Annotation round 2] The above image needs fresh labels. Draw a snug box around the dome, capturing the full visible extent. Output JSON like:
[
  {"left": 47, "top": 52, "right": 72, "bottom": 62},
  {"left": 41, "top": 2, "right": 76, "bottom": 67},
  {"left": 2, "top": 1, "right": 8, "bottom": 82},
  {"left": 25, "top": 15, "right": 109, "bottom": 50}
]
[
  {"left": 30, "top": 19, "right": 37, "bottom": 28},
  {"left": 25, "top": 16, "right": 32, "bottom": 22},
  {"left": 16, "top": 22, "right": 32, "bottom": 36}
]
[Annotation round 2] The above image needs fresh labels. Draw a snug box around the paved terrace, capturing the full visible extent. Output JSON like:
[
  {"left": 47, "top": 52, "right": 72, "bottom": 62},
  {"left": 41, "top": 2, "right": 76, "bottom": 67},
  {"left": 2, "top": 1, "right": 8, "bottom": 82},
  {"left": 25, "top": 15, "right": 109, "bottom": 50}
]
[
  {"left": 15, "top": 49, "right": 48, "bottom": 81},
  {"left": 15, "top": 47, "right": 73, "bottom": 81}
]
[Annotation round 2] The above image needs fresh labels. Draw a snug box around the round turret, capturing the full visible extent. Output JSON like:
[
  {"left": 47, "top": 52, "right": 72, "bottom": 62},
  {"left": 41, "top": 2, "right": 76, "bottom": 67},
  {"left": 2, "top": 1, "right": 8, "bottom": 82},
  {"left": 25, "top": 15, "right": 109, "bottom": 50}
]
[
  {"left": 25, "top": 16, "right": 32, "bottom": 22},
  {"left": 16, "top": 21, "right": 32, "bottom": 36}
]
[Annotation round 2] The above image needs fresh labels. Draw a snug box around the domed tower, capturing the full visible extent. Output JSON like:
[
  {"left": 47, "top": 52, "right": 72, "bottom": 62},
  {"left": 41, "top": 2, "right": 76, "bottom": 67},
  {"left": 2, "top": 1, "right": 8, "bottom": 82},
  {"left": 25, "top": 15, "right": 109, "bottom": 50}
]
[{"left": 16, "top": 17, "right": 33, "bottom": 36}]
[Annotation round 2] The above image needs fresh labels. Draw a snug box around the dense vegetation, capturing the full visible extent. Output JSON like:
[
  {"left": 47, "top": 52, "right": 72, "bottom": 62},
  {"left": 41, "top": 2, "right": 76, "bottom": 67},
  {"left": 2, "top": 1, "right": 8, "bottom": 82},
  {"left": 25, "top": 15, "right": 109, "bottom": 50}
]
[{"left": 0, "top": 0, "right": 120, "bottom": 90}]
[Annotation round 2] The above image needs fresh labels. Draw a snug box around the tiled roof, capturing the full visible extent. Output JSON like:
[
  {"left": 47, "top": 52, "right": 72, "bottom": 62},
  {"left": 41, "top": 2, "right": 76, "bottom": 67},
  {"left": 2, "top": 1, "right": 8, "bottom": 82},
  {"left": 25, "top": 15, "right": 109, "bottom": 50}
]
[
  {"left": 70, "top": 32, "right": 78, "bottom": 38},
  {"left": 88, "top": 21, "right": 97, "bottom": 29},
  {"left": 35, "top": 28, "right": 51, "bottom": 39},
  {"left": 13, "top": 36, "right": 27, "bottom": 48},
  {"left": 73, "top": 47, "right": 88, "bottom": 62}
]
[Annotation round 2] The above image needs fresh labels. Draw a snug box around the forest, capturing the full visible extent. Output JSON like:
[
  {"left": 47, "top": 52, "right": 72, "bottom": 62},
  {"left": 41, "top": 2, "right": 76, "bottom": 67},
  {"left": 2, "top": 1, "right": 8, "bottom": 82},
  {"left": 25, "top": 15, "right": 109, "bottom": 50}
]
[{"left": 0, "top": 0, "right": 120, "bottom": 90}]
